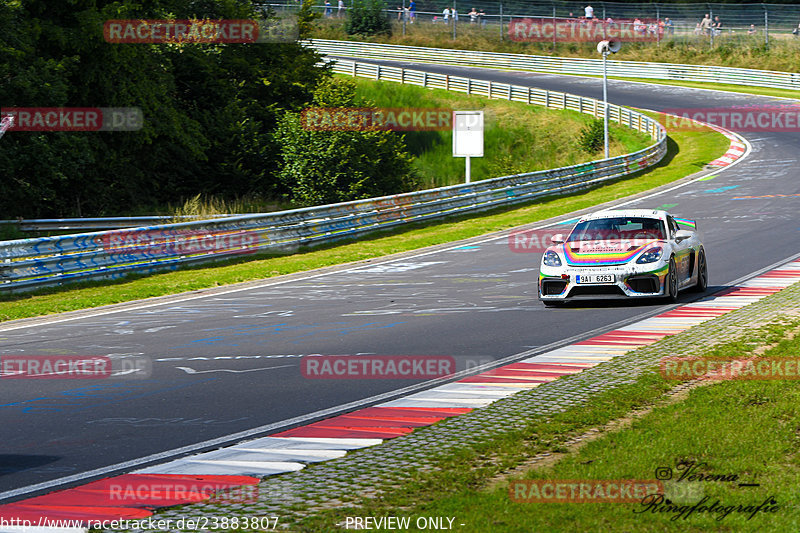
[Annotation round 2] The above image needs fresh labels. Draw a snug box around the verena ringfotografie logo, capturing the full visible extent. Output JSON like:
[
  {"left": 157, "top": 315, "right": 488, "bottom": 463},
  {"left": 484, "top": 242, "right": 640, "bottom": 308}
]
[
  {"left": 301, "top": 108, "right": 454, "bottom": 132},
  {"left": 1, "top": 108, "right": 142, "bottom": 132},
  {"left": 104, "top": 19, "right": 298, "bottom": 44},
  {"left": 101, "top": 229, "right": 260, "bottom": 256},
  {"left": 662, "top": 105, "right": 800, "bottom": 132},
  {"left": 302, "top": 356, "right": 456, "bottom": 379},
  {"left": 661, "top": 356, "right": 800, "bottom": 381},
  {"left": 510, "top": 479, "right": 663, "bottom": 503},
  {"left": 509, "top": 18, "right": 660, "bottom": 42}
]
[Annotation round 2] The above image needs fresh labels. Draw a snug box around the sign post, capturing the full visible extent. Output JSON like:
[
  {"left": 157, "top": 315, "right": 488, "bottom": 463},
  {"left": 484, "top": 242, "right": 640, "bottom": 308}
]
[{"left": 452, "top": 110, "right": 484, "bottom": 183}]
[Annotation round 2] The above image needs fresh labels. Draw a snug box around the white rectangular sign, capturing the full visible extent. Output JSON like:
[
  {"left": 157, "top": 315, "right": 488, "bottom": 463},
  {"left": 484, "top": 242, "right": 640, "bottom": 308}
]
[{"left": 452, "top": 111, "right": 484, "bottom": 157}]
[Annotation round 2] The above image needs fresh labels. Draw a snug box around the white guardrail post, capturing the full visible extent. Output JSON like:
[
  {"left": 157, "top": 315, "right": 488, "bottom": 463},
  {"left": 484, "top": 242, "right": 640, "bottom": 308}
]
[{"left": 0, "top": 49, "right": 667, "bottom": 292}]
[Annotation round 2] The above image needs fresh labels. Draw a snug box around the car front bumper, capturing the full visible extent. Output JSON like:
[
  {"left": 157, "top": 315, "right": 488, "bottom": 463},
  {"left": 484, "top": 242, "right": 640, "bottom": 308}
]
[{"left": 538, "top": 263, "right": 670, "bottom": 301}]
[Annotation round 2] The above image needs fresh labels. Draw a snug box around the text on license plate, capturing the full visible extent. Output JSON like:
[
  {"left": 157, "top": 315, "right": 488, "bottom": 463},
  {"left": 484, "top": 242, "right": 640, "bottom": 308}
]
[{"left": 576, "top": 274, "right": 615, "bottom": 284}]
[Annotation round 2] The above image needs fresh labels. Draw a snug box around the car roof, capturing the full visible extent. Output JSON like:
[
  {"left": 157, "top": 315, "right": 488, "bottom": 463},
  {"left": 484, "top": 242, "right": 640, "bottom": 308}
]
[{"left": 577, "top": 209, "right": 668, "bottom": 222}]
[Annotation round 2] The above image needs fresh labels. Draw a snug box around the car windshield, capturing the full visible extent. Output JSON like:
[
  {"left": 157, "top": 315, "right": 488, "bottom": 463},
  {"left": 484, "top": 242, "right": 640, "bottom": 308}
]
[{"left": 567, "top": 217, "right": 666, "bottom": 242}]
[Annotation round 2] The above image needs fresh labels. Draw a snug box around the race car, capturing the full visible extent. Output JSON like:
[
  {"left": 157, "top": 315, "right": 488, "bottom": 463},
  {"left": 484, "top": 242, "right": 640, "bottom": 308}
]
[{"left": 538, "top": 209, "right": 707, "bottom": 305}]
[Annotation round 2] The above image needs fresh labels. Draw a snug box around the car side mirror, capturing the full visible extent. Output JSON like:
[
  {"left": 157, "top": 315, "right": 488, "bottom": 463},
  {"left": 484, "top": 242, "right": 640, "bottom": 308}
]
[
  {"left": 551, "top": 233, "right": 565, "bottom": 244},
  {"left": 674, "top": 229, "right": 692, "bottom": 242}
]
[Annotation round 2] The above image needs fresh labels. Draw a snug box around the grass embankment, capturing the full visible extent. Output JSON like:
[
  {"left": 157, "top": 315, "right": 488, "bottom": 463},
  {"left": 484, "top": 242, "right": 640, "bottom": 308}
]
[
  {"left": 0, "top": 109, "right": 727, "bottom": 322},
  {"left": 352, "top": 77, "right": 651, "bottom": 188},
  {"left": 312, "top": 19, "right": 800, "bottom": 73},
  {"left": 298, "top": 315, "right": 800, "bottom": 532}
]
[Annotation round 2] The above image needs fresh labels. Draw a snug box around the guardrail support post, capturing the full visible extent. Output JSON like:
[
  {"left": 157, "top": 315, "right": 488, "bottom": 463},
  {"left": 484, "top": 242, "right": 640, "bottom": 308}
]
[
  {"left": 446, "top": 75, "right": 450, "bottom": 90},
  {"left": 401, "top": 69, "right": 405, "bottom": 84},
  {"left": 376, "top": 65, "right": 381, "bottom": 80},
  {"left": 508, "top": 85, "right": 512, "bottom": 100},
  {"left": 467, "top": 78, "right": 471, "bottom": 95},
  {"left": 423, "top": 71, "right": 427, "bottom": 87},
  {"left": 532, "top": 88, "right": 536, "bottom": 106},
  {"left": 488, "top": 80, "right": 492, "bottom": 98},
  {"left": 352, "top": 62, "right": 357, "bottom": 76}
]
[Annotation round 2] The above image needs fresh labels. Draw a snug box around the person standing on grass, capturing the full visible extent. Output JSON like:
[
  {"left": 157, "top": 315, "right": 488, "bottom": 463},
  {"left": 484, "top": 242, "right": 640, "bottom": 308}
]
[
  {"left": 408, "top": 0, "right": 416, "bottom": 23},
  {"left": 324, "top": 0, "right": 332, "bottom": 18},
  {"left": 337, "top": 0, "right": 344, "bottom": 18},
  {"left": 664, "top": 17, "right": 674, "bottom": 36},
  {"left": 584, "top": 4, "right": 593, "bottom": 20},
  {"left": 443, "top": 6, "right": 450, "bottom": 22},
  {"left": 452, "top": 7, "right": 458, "bottom": 22},
  {"left": 479, "top": 9, "right": 486, "bottom": 27},
  {"left": 699, "top": 14, "right": 712, "bottom": 36},
  {"left": 469, "top": 7, "right": 478, "bottom": 24}
]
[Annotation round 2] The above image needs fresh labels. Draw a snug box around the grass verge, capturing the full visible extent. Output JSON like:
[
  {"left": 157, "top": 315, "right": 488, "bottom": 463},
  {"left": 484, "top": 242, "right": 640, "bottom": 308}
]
[
  {"left": 0, "top": 116, "right": 728, "bottom": 323},
  {"left": 295, "top": 309, "right": 800, "bottom": 532},
  {"left": 352, "top": 77, "right": 651, "bottom": 188}
]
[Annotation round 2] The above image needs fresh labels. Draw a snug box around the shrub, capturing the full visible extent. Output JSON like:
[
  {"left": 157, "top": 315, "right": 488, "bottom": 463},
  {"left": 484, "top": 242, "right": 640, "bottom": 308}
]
[
  {"left": 578, "top": 119, "right": 606, "bottom": 153},
  {"left": 345, "top": 0, "right": 391, "bottom": 36}
]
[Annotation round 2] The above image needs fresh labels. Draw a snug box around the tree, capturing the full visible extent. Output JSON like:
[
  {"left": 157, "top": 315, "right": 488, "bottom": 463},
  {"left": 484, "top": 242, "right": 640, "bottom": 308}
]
[
  {"left": 345, "top": 0, "right": 391, "bottom": 36},
  {"left": 274, "top": 78, "right": 418, "bottom": 206}
]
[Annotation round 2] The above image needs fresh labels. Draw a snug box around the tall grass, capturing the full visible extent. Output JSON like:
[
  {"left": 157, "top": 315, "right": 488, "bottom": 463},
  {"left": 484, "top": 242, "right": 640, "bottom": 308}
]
[
  {"left": 168, "top": 194, "right": 286, "bottom": 222},
  {"left": 353, "top": 77, "right": 652, "bottom": 189}
]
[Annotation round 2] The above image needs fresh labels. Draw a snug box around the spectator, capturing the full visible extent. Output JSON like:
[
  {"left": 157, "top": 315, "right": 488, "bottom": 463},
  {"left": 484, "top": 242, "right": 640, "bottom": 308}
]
[
  {"left": 793, "top": 23, "right": 800, "bottom": 37},
  {"left": 408, "top": 0, "right": 415, "bottom": 23},
  {"left": 699, "top": 14, "right": 712, "bottom": 35},
  {"left": 664, "top": 17, "right": 674, "bottom": 36},
  {"left": 337, "top": 0, "right": 344, "bottom": 18},
  {"left": 443, "top": 6, "right": 450, "bottom": 22},
  {"left": 479, "top": 9, "right": 486, "bottom": 27},
  {"left": 713, "top": 15, "right": 722, "bottom": 35},
  {"left": 584, "top": 4, "right": 593, "bottom": 20},
  {"left": 469, "top": 7, "right": 478, "bottom": 24},
  {"left": 748, "top": 24, "right": 756, "bottom": 35},
  {"left": 452, "top": 7, "right": 458, "bottom": 21},
  {"left": 397, "top": 6, "right": 403, "bottom": 20},
  {"left": 324, "top": 0, "right": 332, "bottom": 18},
  {"left": 633, "top": 17, "right": 643, "bottom": 34}
]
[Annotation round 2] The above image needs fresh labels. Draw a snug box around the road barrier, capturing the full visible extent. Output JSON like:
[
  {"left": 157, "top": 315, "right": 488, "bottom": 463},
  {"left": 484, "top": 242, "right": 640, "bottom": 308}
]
[
  {"left": 0, "top": 58, "right": 665, "bottom": 292},
  {"left": 307, "top": 39, "right": 800, "bottom": 92}
]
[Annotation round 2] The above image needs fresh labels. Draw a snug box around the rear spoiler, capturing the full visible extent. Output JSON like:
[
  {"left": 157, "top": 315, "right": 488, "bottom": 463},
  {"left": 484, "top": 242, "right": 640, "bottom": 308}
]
[{"left": 675, "top": 218, "right": 697, "bottom": 230}]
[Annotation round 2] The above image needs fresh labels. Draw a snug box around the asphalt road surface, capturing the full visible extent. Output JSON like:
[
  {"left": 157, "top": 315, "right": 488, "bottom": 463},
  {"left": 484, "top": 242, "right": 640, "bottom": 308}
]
[{"left": 2, "top": 62, "right": 799, "bottom": 501}]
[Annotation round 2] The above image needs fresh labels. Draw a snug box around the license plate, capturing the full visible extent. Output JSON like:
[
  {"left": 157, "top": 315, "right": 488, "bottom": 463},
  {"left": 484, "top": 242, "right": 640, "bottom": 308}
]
[{"left": 576, "top": 274, "right": 615, "bottom": 284}]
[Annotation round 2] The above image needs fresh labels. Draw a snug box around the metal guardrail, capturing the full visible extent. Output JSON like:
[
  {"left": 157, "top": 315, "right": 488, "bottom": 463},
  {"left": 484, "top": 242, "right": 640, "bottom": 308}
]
[
  {"left": 0, "top": 59, "right": 665, "bottom": 292},
  {"left": 308, "top": 39, "right": 800, "bottom": 91},
  {"left": 0, "top": 215, "right": 236, "bottom": 232}
]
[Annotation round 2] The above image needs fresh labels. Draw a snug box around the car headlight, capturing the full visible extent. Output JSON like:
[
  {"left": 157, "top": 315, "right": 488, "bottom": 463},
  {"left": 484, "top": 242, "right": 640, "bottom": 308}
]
[
  {"left": 636, "top": 246, "right": 663, "bottom": 264},
  {"left": 543, "top": 250, "right": 562, "bottom": 267}
]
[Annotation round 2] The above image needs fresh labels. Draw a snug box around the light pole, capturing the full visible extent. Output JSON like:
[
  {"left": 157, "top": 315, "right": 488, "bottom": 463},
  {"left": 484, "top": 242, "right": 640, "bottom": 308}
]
[{"left": 596, "top": 39, "right": 620, "bottom": 159}]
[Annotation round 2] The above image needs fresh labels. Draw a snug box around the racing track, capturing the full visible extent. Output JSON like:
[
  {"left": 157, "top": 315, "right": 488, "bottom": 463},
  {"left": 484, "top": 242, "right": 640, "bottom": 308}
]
[{"left": 2, "top": 61, "right": 799, "bottom": 502}]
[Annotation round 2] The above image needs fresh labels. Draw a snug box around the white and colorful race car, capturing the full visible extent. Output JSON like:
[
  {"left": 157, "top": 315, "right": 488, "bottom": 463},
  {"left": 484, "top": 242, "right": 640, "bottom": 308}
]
[{"left": 538, "top": 209, "right": 707, "bottom": 305}]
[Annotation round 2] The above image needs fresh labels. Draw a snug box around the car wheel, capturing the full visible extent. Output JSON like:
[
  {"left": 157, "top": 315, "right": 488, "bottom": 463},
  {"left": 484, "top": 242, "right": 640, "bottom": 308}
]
[
  {"left": 691, "top": 250, "right": 708, "bottom": 293},
  {"left": 664, "top": 257, "right": 679, "bottom": 303}
]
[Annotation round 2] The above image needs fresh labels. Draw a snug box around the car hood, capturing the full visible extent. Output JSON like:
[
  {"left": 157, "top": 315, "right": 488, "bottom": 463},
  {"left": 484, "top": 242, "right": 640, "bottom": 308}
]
[{"left": 553, "top": 239, "right": 663, "bottom": 267}]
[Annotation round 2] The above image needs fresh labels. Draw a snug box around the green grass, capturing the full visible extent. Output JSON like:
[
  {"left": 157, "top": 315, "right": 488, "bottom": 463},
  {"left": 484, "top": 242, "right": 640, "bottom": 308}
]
[
  {"left": 352, "top": 77, "right": 652, "bottom": 188},
  {"left": 0, "top": 115, "right": 727, "bottom": 323},
  {"left": 294, "top": 316, "right": 800, "bottom": 532}
]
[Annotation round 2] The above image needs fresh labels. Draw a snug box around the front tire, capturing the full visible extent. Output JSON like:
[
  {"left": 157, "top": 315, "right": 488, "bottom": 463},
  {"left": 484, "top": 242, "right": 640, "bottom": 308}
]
[
  {"left": 664, "top": 257, "right": 679, "bottom": 303},
  {"left": 691, "top": 250, "right": 708, "bottom": 293}
]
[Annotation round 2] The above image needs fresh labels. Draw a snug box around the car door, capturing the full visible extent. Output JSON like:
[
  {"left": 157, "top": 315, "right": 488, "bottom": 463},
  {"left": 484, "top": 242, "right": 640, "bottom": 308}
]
[{"left": 667, "top": 215, "right": 693, "bottom": 284}]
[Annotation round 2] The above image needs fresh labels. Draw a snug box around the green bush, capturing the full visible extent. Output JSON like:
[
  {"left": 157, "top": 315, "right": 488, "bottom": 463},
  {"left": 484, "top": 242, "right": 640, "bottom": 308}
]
[
  {"left": 274, "top": 78, "right": 418, "bottom": 206},
  {"left": 345, "top": 0, "right": 391, "bottom": 36},
  {"left": 578, "top": 119, "right": 606, "bottom": 154}
]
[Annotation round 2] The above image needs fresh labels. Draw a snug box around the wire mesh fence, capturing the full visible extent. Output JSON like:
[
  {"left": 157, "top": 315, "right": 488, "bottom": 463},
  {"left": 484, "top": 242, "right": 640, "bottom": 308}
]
[{"left": 258, "top": 1, "right": 800, "bottom": 46}]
